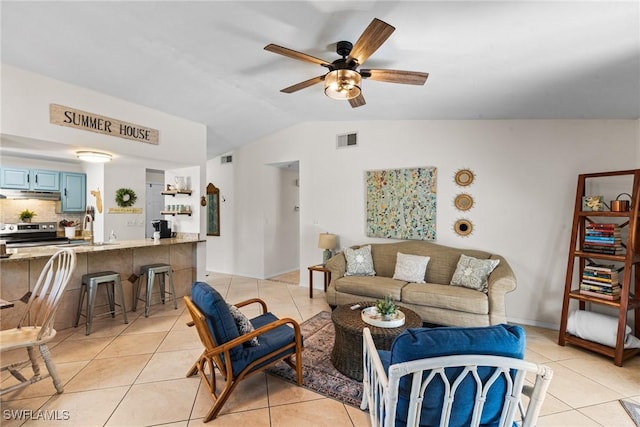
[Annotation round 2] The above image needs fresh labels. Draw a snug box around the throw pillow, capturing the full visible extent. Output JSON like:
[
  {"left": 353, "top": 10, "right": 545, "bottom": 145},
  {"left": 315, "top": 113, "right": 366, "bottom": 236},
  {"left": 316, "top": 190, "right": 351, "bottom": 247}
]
[
  {"left": 392, "top": 252, "right": 430, "bottom": 283},
  {"left": 227, "top": 304, "right": 259, "bottom": 346},
  {"left": 450, "top": 254, "right": 500, "bottom": 293},
  {"left": 344, "top": 245, "right": 376, "bottom": 276}
]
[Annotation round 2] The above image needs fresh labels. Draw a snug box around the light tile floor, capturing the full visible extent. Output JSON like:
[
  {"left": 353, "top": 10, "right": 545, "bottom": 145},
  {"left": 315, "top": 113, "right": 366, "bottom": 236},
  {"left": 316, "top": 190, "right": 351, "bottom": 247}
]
[{"left": 1, "top": 272, "right": 639, "bottom": 426}]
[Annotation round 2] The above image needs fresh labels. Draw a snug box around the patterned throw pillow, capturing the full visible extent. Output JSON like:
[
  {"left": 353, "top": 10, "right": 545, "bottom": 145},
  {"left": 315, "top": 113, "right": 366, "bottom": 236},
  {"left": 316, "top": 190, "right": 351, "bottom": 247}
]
[
  {"left": 227, "top": 304, "right": 259, "bottom": 346},
  {"left": 392, "top": 252, "right": 430, "bottom": 283},
  {"left": 450, "top": 254, "right": 500, "bottom": 293},
  {"left": 344, "top": 245, "right": 376, "bottom": 276}
]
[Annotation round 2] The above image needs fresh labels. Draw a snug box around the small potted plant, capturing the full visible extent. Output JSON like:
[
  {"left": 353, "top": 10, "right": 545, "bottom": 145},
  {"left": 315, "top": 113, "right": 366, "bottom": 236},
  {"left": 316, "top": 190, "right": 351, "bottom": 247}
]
[
  {"left": 375, "top": 295, "right": 398, "bottom": 321},
  {"left": 19, "top": 209, "right": 36, "bottom": 223}
]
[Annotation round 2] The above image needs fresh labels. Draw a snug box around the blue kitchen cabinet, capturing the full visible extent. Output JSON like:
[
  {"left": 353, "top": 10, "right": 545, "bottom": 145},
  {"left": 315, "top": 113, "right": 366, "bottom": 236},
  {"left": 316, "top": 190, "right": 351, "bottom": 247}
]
[
  {"left": 0, "top": 167, "right": 60, "bottom": 190},
  {"left": 61, "top": 172, "right": 86, "bottom": 212}
]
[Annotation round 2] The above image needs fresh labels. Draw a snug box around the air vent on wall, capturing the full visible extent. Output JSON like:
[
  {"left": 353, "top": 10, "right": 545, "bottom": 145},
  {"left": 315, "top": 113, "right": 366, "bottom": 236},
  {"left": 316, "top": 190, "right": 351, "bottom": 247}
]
[
  {"left": 336, "top": 132, "right": 358, "bottom": 149},
  {"left": 220, "top": 155, "right": 233, "bottom": 164}
]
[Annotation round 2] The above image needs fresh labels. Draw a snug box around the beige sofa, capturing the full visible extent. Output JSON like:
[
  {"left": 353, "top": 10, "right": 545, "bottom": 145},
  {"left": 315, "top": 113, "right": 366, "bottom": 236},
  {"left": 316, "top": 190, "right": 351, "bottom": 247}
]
[{"left": 325, "top": 241, "right": 516, "bottom": 327}]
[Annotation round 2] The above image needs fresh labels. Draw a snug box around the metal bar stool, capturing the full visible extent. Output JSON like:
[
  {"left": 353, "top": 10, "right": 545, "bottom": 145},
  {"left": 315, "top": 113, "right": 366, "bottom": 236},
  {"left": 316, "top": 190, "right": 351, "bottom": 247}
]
[
  {"left": 74, "top": 271, "right": 128, "bottom": 335},
  {"left": 133, "top": 263, "right": 177, "bottom": 317}
]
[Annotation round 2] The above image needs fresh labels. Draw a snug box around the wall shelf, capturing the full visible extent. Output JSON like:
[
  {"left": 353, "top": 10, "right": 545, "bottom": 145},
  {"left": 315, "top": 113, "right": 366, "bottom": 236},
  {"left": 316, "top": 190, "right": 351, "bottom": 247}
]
[
  {"left": 161, "top": 210, "right": 192, "bottom": 216},
  {"left": 161, "top": 190, "right": 192, "bottom": 196}
]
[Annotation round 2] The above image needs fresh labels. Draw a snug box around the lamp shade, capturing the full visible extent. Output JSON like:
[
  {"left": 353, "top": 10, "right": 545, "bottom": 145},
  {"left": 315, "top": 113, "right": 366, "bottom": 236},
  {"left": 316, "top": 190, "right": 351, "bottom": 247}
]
[
  {"left": 318, "top": 233, "right": 337, "bottom": 250},
  {"left": 324, "top": 69, "right": 361, "bottom": 100}
]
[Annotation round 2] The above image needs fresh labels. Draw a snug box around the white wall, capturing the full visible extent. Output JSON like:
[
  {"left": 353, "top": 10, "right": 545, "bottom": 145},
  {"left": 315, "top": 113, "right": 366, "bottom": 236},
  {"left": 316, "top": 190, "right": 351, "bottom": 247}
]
[
  {"left": 205, "top": 156, "right": 235, "bottom": 274},
  {"left": 212, "top": 119, "right": 638, "bottom": 328}
]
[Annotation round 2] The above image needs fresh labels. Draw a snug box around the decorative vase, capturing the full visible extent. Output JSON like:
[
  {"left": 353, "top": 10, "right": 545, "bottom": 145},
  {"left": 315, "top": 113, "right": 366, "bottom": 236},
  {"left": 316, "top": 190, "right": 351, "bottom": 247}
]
[
  {"left": 382, "top": 313, "right": 396, "bottom": 321},
  {"left": 174, "top": 176, "right": 186, "bottom": 191}
]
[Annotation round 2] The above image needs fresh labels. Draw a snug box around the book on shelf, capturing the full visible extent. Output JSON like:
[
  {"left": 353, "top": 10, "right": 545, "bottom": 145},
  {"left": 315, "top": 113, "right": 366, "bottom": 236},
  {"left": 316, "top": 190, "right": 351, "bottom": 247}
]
[
  {"left": 578, "top": 289, "right": 621, "bottom": 300},
  {"left": 582, "top": 270, "right": 619, "bottom": 278},
  {"left": 580, "top": 283, "right": 621, "bottom": 293},
  {"left": 581, "top": 278, "right": 618, "bottom": 287},
  {"left": 582, "top": 244, "right": 624, "bottom": 254},
  {"left": 586, "top": 223, "right": 618, "bottom": 229},
  {"left": 584, "top": 263, "right": 618, "bottom": 272}
]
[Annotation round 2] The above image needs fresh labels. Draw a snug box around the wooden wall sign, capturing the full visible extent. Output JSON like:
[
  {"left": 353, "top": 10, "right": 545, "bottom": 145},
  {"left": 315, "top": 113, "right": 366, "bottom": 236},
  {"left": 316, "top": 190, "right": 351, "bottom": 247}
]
[{"left": 50, "top": 104, "right": 159, "bottom": 144}]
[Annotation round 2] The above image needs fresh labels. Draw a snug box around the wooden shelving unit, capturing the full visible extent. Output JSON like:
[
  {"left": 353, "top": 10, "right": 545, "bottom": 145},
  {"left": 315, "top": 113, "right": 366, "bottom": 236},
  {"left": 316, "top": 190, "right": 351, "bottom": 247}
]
[{"left": 558, "top": 170, "right": 640, "bottom": 366}]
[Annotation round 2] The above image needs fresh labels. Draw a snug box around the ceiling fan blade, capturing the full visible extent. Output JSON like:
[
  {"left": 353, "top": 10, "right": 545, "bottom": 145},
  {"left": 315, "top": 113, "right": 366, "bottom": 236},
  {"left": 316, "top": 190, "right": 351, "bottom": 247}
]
[
  {"left": 264, "top": 44, "right": 331, "bottom": 67},
  {"left": 346, "top": 18, "right": 395, "bottom": 66},
  {"left": 349, "top": 93, "right": 366, "bottom": 108},
  {"left": 361, "top": 69, "right": 429, "bottom": 85},
  {"left": 280, "top": 75, "right": 326, "bottom": 93}
]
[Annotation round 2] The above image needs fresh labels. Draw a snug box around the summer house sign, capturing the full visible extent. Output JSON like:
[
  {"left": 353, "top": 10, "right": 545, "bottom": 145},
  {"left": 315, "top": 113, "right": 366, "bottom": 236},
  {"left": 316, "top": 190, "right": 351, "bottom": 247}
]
[{"left": 49, "top": 104, "right": 159, "bottom": 144}]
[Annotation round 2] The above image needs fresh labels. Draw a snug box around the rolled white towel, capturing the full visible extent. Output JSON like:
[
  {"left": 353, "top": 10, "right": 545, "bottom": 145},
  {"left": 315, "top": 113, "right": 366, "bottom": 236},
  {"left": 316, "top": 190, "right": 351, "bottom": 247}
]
[{"left": 566, "top": 310, "right": 640, "bottom": 349}]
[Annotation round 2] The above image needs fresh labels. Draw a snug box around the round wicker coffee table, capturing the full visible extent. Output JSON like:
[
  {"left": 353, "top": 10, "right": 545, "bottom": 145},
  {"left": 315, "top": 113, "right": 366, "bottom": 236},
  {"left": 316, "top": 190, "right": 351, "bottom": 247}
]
[{"left": 330, "top": 301, "right": 422, "bottom": 381}]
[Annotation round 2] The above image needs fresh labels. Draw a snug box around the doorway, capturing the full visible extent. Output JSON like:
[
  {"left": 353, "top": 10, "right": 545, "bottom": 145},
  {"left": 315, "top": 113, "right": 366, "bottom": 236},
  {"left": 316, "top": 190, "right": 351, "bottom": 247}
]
[{"left": 145, "top": 182, "right": 165, "bottom": 239}]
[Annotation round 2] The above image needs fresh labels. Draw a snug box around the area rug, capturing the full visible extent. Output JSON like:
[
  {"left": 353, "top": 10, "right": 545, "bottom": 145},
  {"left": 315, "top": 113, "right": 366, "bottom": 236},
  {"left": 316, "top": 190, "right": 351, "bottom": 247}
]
[
  {"left": 265, "top": 311, "right": 364, "bottom": 408},
  {"left": 620, "top": 399, "right": 640, "bottom": 426}
]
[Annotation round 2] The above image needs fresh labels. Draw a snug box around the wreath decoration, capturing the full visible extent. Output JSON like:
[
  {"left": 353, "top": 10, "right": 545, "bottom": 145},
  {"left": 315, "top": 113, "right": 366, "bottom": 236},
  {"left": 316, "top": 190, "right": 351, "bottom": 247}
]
[{"left": 115, "top": 188, "right": 137, "bottom": 207}]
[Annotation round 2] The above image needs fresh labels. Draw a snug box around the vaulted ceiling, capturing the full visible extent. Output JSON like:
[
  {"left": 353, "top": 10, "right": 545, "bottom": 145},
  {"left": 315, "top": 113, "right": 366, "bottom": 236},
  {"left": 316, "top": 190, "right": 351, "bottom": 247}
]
[{"left": 2, "top": 1, "right": 639, "bottom": 159}]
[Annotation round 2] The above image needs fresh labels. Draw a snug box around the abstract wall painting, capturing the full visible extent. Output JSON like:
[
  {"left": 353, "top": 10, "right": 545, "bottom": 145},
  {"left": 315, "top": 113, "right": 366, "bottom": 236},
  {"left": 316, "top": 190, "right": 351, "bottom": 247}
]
[{"left": 366, "top": 167, "right": 437, "bottom": 240}]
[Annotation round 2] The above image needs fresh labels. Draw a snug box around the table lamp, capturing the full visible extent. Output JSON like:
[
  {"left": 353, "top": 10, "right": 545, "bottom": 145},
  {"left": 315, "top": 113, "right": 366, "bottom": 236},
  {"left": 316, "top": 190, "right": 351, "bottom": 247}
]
[{"left": 318, "top": 233, "right": 337, "bottom": 265}]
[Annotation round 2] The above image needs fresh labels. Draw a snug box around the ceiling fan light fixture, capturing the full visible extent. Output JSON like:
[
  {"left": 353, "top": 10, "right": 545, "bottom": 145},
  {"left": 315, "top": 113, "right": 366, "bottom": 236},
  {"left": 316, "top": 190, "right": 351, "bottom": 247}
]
[
  {"left": 76, "top": 151, "right": 112, "bottom": 163},
  {"left": 324, "top": 69, "right": 361, "bottom": 100}
]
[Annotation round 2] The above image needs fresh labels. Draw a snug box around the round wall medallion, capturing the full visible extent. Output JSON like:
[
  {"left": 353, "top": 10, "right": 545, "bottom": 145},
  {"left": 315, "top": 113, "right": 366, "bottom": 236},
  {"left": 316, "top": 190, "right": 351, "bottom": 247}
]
[
  {"left": 454, "top": 193, "right": 474, "bottom": 211},
  {"left": 454, "top": 169, "right": 475, "bottom": 186},
  {"left": 454, "top": 219, "right": 473, "bottom": 236}
]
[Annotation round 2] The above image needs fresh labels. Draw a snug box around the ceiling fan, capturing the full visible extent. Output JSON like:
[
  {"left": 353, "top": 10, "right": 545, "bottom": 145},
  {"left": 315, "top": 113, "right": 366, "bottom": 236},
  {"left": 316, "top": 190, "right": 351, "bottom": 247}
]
[{"left": 264, "top": 18, "right": 429, "bottom": 108}]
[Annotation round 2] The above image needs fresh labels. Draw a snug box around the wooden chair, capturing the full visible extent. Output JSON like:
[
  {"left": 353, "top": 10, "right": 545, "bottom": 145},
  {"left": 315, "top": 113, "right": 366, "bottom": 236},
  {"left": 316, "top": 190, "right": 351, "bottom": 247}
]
[
  {"left": 0, "top": 249, "right": 77, "bottom": 396},
  {"left": 361, "top": 325, "right": 553, "bottom": 427},
  {"left": 184, "top": 282, "right": 303, "bottom": 422}
]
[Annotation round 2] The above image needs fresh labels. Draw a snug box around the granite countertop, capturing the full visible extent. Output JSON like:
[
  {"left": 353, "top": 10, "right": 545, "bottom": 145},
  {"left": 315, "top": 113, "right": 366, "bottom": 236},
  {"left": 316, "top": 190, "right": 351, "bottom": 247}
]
[{"left": 0, "top": 237, "right": 205, "bottom": 261}]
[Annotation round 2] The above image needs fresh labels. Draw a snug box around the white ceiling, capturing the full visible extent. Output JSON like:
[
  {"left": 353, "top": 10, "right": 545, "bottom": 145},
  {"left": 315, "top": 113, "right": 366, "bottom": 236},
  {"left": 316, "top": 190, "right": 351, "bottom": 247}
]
[{"left": 2, "top": 1, "right": 639, "bottom": 159}]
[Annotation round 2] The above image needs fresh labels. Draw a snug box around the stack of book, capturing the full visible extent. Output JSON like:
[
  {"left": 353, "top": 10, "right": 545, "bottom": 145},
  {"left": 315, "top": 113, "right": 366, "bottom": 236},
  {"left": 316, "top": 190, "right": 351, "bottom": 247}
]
[
  {"left": 580, "top": 264, "right": 622, "bottom": 300},
  {"left": 583, "top": 223, "right": 623, "bottom": 255}
]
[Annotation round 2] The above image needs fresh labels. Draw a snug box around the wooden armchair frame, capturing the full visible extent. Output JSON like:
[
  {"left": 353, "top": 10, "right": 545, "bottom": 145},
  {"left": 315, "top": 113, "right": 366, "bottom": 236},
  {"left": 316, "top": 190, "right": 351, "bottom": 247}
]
[{"left": 184, "top": 296, "right": 303, "bottom": 422}]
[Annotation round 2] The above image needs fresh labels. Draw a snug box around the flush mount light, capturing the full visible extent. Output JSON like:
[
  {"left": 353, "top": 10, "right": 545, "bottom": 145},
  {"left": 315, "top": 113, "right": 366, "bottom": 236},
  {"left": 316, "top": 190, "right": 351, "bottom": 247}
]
[
  {"left": 76, "top": 151, "right": 112, "bottom": 163},
  {"left": 324, "top": 69, "right": 362, "bottom": 100}
]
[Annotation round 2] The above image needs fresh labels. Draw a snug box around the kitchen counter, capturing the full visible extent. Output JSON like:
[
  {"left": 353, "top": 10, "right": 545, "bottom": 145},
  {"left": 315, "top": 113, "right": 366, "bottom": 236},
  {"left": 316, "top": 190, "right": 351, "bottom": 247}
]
[
  {"left": 0, "top": 236, "right": 204, "bottom": 261},
  {"left": 0, "top": 237, "right": 205, "bottom": 331}
]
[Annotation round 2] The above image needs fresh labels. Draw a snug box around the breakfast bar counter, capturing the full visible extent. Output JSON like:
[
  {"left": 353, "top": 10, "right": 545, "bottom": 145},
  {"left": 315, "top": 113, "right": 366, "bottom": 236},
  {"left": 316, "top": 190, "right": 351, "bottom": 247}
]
[{"left": 0, "top": 237, "right": 204, "bottom": 331}]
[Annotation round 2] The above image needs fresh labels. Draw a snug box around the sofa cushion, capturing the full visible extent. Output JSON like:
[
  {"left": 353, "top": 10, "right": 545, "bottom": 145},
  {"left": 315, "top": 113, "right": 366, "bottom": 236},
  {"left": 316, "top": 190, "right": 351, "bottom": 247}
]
[
  {"left": 334, "top": 276, "right": 406, "bottom": 301},
  {"left": 450, "top": 254, "right": 500, "bottom": 293},
  {"left": 401, "top": 283, "right": 488, "bottom": 315},
  {"left": 344, "top": 245, "right": 376, "bottom": 276},
  {"left": 365, "top": 241, "right": 492, "bottom": 284},
  {"left": 392, "top": 252, "right": 430, "bottom": 283},
  {"left": 385, "top": 324, "right": 526, "bottom": 427}
]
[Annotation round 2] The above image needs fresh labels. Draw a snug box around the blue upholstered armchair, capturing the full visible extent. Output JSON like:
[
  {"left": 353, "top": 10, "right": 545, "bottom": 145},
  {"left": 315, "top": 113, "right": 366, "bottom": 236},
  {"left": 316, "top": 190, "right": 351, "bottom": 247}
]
[
  {"left": 184, "top": 282, "right": 303, "bottom": 422},
  {"left": 361, "top": 324, "right": 553, "bottom": 427}
]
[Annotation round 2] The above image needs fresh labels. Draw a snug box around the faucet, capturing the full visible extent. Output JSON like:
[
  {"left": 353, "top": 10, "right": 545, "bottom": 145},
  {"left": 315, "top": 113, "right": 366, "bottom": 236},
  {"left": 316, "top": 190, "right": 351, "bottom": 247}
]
[{"left": 83, "top": 208, "right": 94, "bottom": 245}]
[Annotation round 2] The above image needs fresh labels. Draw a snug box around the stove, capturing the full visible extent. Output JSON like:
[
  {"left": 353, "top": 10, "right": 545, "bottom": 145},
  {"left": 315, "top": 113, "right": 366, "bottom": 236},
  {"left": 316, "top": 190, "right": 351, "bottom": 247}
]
[{"left": 0, "top": 222, "right": 70, "bottom": 247}]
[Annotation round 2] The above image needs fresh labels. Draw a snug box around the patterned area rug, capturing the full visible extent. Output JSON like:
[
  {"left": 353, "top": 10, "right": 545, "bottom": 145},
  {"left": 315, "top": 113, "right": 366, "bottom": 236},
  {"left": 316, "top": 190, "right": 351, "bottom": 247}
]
[
  {"left": 265, "top": 311, "right": 364, "bottom": 408},
  {"left": 620, "top": 399, "right": 640, "bottom": 427}
]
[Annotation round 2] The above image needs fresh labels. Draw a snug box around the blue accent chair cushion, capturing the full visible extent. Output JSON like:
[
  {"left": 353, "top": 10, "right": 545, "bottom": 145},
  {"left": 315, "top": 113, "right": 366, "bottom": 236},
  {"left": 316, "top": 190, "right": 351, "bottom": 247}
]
[
  {"left": 190, "top": 282, "right": 299, "bottom": 377},
  {"left": 379, "top": 324, "right": 526, "bottom": 427}
]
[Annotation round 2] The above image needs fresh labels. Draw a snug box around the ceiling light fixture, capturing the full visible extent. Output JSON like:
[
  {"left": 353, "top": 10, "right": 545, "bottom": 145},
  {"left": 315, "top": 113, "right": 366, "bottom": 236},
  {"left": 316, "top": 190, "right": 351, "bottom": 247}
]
[
  {"left": 324, "top": 69, "right": 362, "bottom": 100},
  {"left": 76, "top": 151, "right": 112, "bottom": 163}
]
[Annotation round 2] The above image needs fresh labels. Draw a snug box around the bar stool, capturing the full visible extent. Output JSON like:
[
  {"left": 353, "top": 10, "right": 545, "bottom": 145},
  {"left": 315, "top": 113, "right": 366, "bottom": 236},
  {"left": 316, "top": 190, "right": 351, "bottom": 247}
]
[
  {"left": 74, "top": 271, "right": 128, "bottom": 335},
  {"left": 133, "top": 263, "right": 177, "bottom": 317}
]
